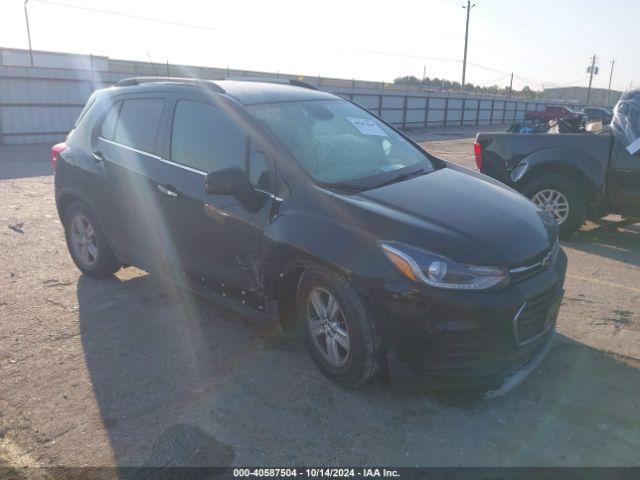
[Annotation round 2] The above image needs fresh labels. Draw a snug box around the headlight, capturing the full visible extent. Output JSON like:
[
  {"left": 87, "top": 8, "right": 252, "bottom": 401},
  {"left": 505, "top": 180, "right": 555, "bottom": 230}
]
[{"left": 380, "top": 241, "right": 510, "bottom": 290}]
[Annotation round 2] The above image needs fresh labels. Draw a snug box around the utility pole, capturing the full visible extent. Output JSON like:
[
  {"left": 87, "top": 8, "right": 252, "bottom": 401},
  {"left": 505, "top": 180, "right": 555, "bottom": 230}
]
[
  {"left": 508, "top": 72, "right": 513, "bottom": 98},
  {"left": 586, "top": 54, "right": 598, "bottom": 106},
  {"left": 605, "top": 59, "right": 615, "bottom": 107},
  {"left": 461, "top": 1, "right": 476, "bottom": 93},
  {"left": 24, "top": 0, "right": 33, "bottom": 67}
]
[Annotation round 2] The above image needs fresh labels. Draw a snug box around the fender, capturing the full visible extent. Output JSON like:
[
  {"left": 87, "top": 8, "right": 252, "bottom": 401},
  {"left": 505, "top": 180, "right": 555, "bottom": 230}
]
[
  {"left": 259, "top": 201, "right": 400, "bottom": 338},
  {"left": 261, "top": 208, "right": 395, "bottom": 298},
  {"left": 514, "top": 146, "right": 606, "bottom": 194},
  {"left": 55, "top": 185, "right": 95, "bottom": 220}
]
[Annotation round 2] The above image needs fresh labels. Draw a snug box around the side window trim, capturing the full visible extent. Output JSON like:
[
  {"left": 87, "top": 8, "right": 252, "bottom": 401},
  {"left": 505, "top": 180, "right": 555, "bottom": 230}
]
[{"left": 98, "top": 136, "right": 162, "bottom": 160}]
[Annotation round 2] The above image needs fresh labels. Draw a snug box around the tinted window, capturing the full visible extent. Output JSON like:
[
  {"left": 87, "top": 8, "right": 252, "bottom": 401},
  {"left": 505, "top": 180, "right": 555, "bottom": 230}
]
[
  {"left": 100, "top": 102, "right": 121, "bottom": 140},
  {"left": 171, "top": 100, "right": 246, "bottom": 173},
  {"left": 114, "top": 98, "right": 164, "bottom": 153}
]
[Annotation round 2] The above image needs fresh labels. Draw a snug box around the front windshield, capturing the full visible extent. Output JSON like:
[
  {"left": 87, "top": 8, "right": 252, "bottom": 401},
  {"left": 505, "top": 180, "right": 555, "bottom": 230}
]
[{"left": 249, "top": 99, "right": 434, "bottom": 185}]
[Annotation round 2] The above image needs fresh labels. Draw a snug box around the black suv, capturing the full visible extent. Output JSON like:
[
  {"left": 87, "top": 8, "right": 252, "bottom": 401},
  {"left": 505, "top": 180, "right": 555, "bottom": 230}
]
[{"left": 53, "top": 77, "right": 566, "bottom": 394}]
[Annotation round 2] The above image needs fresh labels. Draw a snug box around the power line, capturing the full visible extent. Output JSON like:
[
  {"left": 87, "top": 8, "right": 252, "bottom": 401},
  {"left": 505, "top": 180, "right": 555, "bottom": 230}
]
[
  {"left": 350, "top": 48, "right": 464, "bottom": 64},
  {"left": 32, "top": 0, "right": 218, "bottom": 31},
  {"left": 473, "top": 7, "right": 584, "bottom": 57}
]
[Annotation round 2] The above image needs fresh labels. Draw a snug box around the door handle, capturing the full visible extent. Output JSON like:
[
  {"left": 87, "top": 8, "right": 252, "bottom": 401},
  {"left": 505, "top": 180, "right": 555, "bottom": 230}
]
[
  {"left": 92, "top": 150, "right": 105, "bottom": 163},
  {"left": 157, "top": 184, "right": 178, "bottom": 198}
]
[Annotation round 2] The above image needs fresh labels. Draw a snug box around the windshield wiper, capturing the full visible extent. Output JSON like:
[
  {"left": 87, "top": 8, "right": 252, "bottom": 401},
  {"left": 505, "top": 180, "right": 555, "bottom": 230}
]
[
  {"left": 371, "top": 168, "right": 427, "bottom": 189},
  {"left": 321, "top": 181, "right": 369, "bottom": 193}
]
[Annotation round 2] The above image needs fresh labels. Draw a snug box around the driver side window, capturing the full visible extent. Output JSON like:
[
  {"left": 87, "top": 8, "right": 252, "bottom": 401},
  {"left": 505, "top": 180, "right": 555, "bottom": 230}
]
[
  {"left": 248, "top": 146, "right": 270, "bottom": 191},
  {"left": 171, "top": 100, "right": 246, "bottom": 173}
]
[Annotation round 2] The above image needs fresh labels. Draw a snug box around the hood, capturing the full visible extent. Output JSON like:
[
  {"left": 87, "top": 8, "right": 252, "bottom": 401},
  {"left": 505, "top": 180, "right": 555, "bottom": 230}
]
[{"left": 331, "top": 167, "right": 556, "bottom": 266}]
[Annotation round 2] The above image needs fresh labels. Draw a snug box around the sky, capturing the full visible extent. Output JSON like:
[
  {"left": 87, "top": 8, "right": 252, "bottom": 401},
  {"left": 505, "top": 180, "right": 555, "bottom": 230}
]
[{"left": 0, "top": 0, "right": 637, "bottom": 92}]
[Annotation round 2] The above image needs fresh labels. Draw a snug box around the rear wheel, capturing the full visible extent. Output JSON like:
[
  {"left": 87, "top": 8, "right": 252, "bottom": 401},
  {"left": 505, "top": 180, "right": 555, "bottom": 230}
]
[
  {"left": 298, "top": 267, "right": 381, "bottom": 388},
  {"left": 63, "top": 201, "right": 120, "bottom": 278},
  {"left": 522, "top": 174, "right": 586, "bottom": 237}
]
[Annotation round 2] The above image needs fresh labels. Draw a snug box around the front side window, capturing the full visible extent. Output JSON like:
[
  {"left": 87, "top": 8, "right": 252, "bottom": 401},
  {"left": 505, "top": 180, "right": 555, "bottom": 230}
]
[
  {"left": 171, "top": 100, "right": 246, "bottom": 173},
  {"left": 249, "top": 99, "right": 433, "bottom": 186},
  {"left": 113, "top": 98, "right": 164, "bottom": 153},
  {"left": 248, "top": 146, "right": 270, "bottom": 190}
]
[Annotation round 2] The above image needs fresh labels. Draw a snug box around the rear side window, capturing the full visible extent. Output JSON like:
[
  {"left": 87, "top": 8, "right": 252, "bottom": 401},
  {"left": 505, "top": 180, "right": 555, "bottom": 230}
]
[
  {"left": 100, "top": 102, "right": 121, "bottom": 140},
  {"left": 171, "top": 100, "right": 246, "bottom": 173},
  {"left": 74, "top": 93, "right": 97, "bottom": 127},
  {"left": 112, "top": 98, "right": 165, "bottom": 153}
]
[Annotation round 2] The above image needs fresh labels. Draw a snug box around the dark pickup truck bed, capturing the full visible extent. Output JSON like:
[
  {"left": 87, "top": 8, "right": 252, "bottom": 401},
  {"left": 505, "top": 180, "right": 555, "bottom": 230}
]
[{"left": 475, "top": 132, "right": 640, "bottom": 236}]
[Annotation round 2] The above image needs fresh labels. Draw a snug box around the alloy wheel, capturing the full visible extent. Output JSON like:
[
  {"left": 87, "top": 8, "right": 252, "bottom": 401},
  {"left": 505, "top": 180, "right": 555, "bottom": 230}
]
[
  {"left": 306, "top": 286, "right": 351, "bottom": 367},
  {"left": 532, "top": 188, "right": 570, "bottom": 225},
  {"left": 70, "top": 214, "right": 98, "bottom": 266}
]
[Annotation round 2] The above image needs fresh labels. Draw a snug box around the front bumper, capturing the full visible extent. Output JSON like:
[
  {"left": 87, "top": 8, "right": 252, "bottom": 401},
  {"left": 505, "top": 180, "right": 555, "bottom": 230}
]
[{"left": 366, "top": 248, "right": 567, "bottom": 394}]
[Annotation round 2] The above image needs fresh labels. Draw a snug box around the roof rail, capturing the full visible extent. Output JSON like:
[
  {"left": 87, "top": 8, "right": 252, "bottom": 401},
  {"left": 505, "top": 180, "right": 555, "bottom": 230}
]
[
  {"left": 225, "top": 76, "right": 317, "bottom": 90},
  {"left": 115, "top": 77, "right": 225, "bottom": 93}
]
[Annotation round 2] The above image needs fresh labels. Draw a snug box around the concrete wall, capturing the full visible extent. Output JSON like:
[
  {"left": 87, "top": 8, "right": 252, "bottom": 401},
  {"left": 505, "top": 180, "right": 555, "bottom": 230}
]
[{"left": 0, "top": 47, "right": 553, "bottom": 145}]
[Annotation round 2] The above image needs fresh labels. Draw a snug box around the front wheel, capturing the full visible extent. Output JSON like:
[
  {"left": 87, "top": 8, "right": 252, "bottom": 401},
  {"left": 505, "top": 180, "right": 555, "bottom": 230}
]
[
  {"left": 522, "top": 174, "right": 586, "bottom": 238},
  {"left": 298, "top": 267, "right": 382, "bottom": 388}
]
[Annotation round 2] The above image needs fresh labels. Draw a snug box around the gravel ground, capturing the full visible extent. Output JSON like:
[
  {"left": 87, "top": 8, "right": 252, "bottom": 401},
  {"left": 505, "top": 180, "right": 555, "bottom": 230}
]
[{"left": 1, "top": 128, "right": 639, "bottom": 468}]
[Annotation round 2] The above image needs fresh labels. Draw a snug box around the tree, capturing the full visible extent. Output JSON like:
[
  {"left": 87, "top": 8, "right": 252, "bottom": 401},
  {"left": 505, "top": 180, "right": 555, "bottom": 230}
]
[{"left": 392, "top": 74, "right": 542, "bottom": 98}]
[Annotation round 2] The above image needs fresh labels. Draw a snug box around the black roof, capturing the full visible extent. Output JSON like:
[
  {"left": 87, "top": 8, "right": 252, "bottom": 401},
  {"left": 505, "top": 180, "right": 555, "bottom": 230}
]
[{"left": 111, "top": 77, "right": 337, "bottom": 106}]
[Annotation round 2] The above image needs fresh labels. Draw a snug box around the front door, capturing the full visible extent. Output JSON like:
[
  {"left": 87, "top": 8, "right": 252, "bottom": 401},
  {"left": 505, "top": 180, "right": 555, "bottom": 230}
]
[{"left": 156, "top": 97, "right": 275, "bottom": 308}]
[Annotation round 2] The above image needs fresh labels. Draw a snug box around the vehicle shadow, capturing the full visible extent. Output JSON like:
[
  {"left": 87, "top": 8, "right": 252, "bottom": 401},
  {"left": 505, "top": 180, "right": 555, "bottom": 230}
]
[
  {"left": 77, "top": 271, "right": 640, "bottom": 467},
  {"left": 0, "top": 144, "right": 53, "bottom": 180},
  {"left": 564, "top": 221, "right": 640, "bottom": 267}
]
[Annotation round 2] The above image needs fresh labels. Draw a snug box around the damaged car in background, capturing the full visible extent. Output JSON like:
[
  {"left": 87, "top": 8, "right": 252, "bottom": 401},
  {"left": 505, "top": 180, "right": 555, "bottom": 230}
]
[{"left": 476, "top": 89, "right": 640, "bottom": 237}]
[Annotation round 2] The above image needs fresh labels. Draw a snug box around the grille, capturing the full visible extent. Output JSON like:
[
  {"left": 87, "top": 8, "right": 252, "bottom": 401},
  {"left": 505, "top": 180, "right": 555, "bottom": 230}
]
[
  {"left": 509, "top": 241, "right": 559, "bottom": 283},
  {"left": 514, "top": 286, "right": 560, "bottom": 345}
]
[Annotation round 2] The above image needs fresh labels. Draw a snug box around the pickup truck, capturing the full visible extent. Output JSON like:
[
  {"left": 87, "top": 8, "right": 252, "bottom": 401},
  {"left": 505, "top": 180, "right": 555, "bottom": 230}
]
[
  {"left": 524, "top": 105, "right": 578, "bottom": 124},
  {"left": 474, "top": 132, "right": 640, "bottom": 236}
]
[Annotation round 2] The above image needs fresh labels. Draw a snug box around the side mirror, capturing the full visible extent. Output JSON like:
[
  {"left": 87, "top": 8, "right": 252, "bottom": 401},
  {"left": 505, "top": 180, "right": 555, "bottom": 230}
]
[{"left": 204, "top": 166, "right": 263, "bottom": 211}]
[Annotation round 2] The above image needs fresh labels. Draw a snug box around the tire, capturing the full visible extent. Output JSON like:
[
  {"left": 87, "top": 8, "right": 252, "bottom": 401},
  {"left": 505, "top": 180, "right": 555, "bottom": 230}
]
[
  {"left": 522, "top": 173, "right": 586, "bottom": 238},
  {"left": 63, "top": 200, "right": 120, "bottom": 278},
  {"left": 297, "top": 266, "right": 381, "bottom": 388}
]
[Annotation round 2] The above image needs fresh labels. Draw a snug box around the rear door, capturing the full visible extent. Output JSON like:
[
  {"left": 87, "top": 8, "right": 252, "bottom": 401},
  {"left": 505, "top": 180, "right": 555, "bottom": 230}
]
[
  {"left": 155, "top": 96, "right": 275, "bottom": 308},
  {"left": 93, "top": 96, "right": 166, "bottom": 269}
]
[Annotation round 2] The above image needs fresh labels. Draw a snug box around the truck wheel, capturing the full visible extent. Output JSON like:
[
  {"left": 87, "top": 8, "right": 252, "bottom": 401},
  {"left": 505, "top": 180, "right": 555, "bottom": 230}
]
[
  {"left": 298, "top": 266, "right": 382, "bottom": 388},
  {"left": 63, "top": 201, "right": 120, "bottom": 278},
  {"left": 522, "top": 174, "right": 586, "bottom": 237}
]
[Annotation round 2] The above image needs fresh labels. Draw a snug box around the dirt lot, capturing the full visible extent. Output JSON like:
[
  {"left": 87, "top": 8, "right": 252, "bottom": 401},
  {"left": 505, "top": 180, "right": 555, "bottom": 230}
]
[{"left": 1, "top": 128, "right": 640, "bottom": 468}]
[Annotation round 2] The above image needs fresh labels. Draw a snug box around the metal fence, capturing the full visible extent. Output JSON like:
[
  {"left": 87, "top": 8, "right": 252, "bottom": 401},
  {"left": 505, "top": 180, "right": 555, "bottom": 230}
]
[
  {"left": 0, "top": 47, "right": 555, "bottom": 145},
  {"left": 344, "top": 91, "right": 538, "bottom": 129}
]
